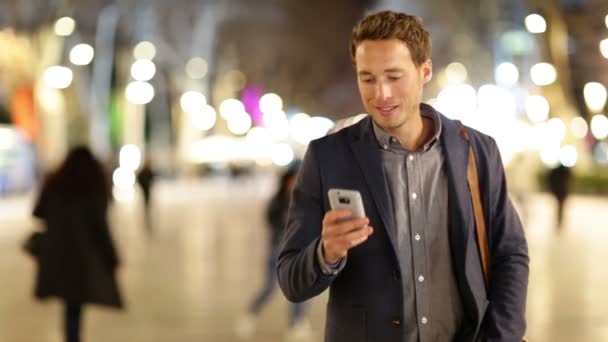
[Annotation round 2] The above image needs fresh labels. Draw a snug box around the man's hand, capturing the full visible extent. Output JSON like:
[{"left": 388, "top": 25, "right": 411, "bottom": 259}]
[{"left": 321, "top": 209, "right": 374, "bottom": 264}]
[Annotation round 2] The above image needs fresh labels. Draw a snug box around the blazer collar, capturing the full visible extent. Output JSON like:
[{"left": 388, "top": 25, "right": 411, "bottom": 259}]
[
  {"left": 439, "top": 114, "right": 474, "bottom": 268},
  {"left": 346, "top": 109, "right": 474, "bottom": 269},
  {"left": 348, "top": 116, "right": 399, "bottom": 257}
]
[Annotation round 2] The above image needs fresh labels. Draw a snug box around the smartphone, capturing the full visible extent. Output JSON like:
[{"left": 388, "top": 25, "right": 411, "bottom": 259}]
[{"left": 328, "top": 188, "right": 366, "bottom": 219}]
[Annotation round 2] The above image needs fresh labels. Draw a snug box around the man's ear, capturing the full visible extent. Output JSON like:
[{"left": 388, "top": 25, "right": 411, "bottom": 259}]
[{"left": 422, "top": 59, "right": 433, "bottom": 84}]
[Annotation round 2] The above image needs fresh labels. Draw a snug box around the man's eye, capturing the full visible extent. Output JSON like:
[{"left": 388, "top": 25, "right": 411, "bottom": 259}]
[{"left": 388, "top": 76, "right": 401, "bottom": 81}]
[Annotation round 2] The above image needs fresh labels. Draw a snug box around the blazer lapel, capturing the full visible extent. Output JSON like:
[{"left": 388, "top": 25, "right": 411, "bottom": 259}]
[
  {"left": 346, "top": 114, "right": 473, "bottom": 272},
  {"left": 348, "top": 117, "right": 399, "bottom": 259},
  {"left": 440, "top": 116, "right": 473, "bottom": 269}
]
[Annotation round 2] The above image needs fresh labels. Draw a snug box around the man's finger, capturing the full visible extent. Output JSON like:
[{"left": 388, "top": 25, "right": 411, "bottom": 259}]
[
  {"left": 323, "top": 209, "right": 355, "bottom": 225},
  {"left": 323, "top": 217, "right": 369, "bottom": 237},
  {"left": 327, "top": 225, "right": 373, "bottom": 251},
  {"left": 342, "top": 225, "right": 374, "bottom": 247}
]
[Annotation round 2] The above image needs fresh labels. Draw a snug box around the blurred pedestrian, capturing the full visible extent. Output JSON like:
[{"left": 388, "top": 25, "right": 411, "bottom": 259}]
[
  {"left": 31, "top": 146, "right": 123, "bottom": 342},
  {"left": 137, "top": 157, "right": 156, "bottom": 234},
  {"left": 548, "top": 163, "right": 573, "bottom": 229},
  {"left": 236, "top": 163, "right": 311, "bottom": 340}
]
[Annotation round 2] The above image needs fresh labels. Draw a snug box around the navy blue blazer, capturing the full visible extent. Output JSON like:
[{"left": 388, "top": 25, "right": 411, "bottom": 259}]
[{"left": 277, "top": 112, "right": 529, "bottom": 342}]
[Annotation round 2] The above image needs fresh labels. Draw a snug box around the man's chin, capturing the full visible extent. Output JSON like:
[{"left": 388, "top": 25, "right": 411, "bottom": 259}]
[
  {"left": 372, "top": 115, "right": 397, "bottom": 127},
  {"left": 373, "top": 117, "right": 409, "bottom": 134}
]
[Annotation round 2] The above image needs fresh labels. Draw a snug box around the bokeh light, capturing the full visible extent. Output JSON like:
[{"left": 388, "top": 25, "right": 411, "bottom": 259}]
[
  {"left": 125, "top": 81, "right": 155, "bottom": 104},
  {"left": 44, "top": 66, "right": 73, "bottom": 89},
  {"left": 530, "top": 63, "right": 557, "bottom": 86},
  {"left": 570, "top": 117, "right": 589, "bottom": 139},
  {"left": 525, "top": 14, "right": 547, "bottom": 34},
  {"left": 130, "top": 59, "right": 156, "bottom": 81},
  {"left": 55, "top": 17, "right": 76, "bottom": 36},
  {"left": 69, "top": 44, "right": 95, "bottom": 65},
  {"left": 185, "top": 57, "right": 209, "bottom": 79},
  {"left": 495, "top": 62, "right": 519, "bottom": 86},
  {"left": 133, "top": 41, "right": 156, "bottom": 60}
]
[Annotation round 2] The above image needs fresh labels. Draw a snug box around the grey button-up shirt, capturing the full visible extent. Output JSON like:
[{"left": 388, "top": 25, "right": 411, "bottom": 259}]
[{"left": 372, "top": 105, "right": 463, "bottom": 342}]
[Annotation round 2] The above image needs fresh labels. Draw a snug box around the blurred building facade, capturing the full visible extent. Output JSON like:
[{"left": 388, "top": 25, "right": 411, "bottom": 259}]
[{"left": 0, "top": 0, "right": 606, "bottom": 195}]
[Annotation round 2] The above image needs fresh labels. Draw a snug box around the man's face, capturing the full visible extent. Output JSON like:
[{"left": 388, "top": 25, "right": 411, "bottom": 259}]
[{"left": 355, "top": 39, "right": 432, "bottom": 133}]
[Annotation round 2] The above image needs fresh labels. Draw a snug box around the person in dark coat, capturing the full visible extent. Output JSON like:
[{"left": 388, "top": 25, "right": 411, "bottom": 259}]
[
  {"left": 137, "top": 157, "right": 156, "bottom": 233},
  {"left": 548, "top": 164, "right": 573, "bottom": 229},
  {"left": 32, "top": 146, "right": 123, "bottom": 342},
  {"left": 236, "top": 163, "right": 311, "bottom": 339}
]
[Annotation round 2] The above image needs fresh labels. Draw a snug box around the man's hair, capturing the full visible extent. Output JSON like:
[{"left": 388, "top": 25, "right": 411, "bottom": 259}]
[{"left": 350, "top": 10, "right": 431, "bottom": 67}]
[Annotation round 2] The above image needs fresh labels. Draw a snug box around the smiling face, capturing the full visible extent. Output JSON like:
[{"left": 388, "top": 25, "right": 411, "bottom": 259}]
[{"left": 355, "top": 39, "right": 432, "bottom": 136}]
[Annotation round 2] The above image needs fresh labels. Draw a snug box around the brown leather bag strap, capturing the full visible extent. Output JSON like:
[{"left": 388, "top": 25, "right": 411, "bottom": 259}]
[
  {"left": 459, "top": 123, "right": 528, "bottom": 342},
  {"left": 458, "top": 123, "right": 491, "bottom": 289}
]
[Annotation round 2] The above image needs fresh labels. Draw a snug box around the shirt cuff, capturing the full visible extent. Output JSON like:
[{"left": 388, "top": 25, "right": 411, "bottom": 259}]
[{"left": 316, "top": 239, "right": 346, "bottom": 276}]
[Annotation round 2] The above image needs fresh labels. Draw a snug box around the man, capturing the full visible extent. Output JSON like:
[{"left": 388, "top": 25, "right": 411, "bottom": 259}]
[{"left": 277, "top": 10, "right": 529, "bottom": 342}]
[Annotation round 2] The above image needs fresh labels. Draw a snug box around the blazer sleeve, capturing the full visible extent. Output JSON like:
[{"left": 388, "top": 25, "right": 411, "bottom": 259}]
[
  {"left": 482, "top": 138, "right": 530, "bottom": 341},
  {"left": 277, "top": 141, "right": 338, "bottom": 302}
]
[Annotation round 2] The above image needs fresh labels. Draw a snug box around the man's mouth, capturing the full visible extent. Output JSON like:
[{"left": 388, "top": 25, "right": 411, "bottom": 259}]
[{"left": 375, "top": 105, "right": 399, "bottom": 116}]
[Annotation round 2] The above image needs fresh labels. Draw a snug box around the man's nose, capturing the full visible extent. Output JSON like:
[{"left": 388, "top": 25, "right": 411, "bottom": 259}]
[{"left": 375, "top": 82, "right": 392, "bottom": 101}]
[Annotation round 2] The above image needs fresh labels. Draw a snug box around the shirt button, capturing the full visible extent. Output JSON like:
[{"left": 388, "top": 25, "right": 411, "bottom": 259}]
[
  {"left": 411, "top": 192, "right": 418, "bottom": 199},
  {"left": 414, "top": 234, "right": 421, "bottom": 241},
  {"left": 418, "top": 275, "right": 425, "bottom": 282},
  {"left": 408, "top": 155, "right": 414, "bottom": 161},
  {"left": 391, "top": 319, "right": 401, "bottom": 326},
  {"left": 421, "top": 317, "right": 428, "bottom": 324}
]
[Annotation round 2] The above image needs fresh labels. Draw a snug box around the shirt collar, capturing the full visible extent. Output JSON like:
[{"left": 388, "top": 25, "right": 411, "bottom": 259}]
[{"left": 372, "top": 103, "right": 442, "bottom": 152}]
